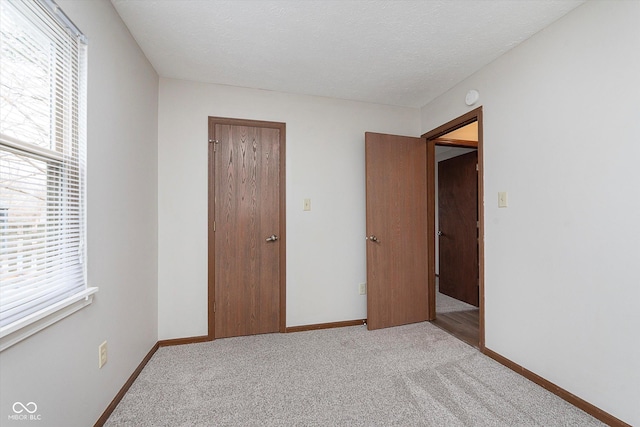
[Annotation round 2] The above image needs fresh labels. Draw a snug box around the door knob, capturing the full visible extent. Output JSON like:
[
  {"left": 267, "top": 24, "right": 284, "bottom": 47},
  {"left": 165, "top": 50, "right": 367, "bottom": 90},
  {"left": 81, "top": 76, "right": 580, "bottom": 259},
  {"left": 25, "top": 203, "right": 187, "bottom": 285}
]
[
  {"left": 366, "top": 235, "right": 379, "bottom": 242},
  {"left": 266, "top": 234, "right": 279, "bottom": 242}
]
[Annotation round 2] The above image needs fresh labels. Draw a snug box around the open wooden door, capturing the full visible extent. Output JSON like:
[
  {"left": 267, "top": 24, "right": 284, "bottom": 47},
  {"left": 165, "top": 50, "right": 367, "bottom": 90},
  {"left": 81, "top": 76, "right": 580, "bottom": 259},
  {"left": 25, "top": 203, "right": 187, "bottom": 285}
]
[
  {"left": 438, "top": 150, "right": 479, "bottom": 306},
  {"left": 365, "top": 132, "right": 429, "bottom": 330}
]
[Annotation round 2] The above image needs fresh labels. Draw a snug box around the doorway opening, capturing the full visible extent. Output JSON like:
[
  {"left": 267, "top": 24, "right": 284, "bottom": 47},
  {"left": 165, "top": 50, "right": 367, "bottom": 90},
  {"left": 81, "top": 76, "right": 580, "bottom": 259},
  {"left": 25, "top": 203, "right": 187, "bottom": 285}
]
[{"left": 423, "top": 107, "right": 484, "bottom": 349}]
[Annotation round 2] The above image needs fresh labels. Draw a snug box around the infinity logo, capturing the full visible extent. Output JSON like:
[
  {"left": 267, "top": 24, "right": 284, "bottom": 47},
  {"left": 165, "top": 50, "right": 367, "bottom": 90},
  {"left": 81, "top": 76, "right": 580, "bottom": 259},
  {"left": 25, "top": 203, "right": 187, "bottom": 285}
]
[{"left": 12, "top": 402, "right": 37, "bottom": 414}]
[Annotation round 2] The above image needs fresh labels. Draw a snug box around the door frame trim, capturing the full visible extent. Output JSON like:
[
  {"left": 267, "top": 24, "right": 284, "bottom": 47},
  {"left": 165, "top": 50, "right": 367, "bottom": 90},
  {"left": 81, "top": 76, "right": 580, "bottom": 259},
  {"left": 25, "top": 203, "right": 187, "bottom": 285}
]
[
  {"left": 422, "top": 106, "right": 484, "bottom": 350},
  {"left": 207, "top": 116, "right": 287, "bottom": 339}
]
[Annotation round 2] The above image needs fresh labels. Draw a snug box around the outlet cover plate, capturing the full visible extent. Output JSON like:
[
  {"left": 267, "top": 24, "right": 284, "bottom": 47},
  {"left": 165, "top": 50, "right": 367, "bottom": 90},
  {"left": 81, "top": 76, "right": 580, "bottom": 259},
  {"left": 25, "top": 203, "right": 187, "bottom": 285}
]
[{"left": 98, "top": 341, "right": 107, "bottom": 369}]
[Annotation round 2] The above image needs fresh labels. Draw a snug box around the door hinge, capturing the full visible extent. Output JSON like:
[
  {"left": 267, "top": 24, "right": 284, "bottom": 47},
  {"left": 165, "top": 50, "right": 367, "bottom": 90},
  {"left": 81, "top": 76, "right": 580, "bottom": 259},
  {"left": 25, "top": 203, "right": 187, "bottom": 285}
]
[
  {"left": 476, "top": 163, "right": 479, "bottom": 171},
  {"left": 213, "top": 301, "right": 216, "bottom": 313},
  {"left": 213, "top": 220, "right": 216, "bottom": 232}
]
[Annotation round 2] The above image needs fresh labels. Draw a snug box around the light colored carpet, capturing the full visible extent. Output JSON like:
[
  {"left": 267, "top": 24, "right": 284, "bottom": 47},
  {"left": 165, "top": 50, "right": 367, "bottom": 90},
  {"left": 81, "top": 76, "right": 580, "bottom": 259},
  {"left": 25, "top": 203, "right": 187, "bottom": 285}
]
[{"left": 106, "top": 323, "right": 603, "bottom": 426}]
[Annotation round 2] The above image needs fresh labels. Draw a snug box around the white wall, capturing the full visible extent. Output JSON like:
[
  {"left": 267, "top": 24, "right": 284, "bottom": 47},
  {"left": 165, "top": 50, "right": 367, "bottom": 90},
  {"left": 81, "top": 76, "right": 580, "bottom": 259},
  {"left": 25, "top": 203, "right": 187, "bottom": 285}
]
[
  {"left": 0, "top": 1, "right": 159, "bottom": 426},
  {"left": 158, "top": 79, "right": 420, "bottom": 339},
  {"left": 421, "top": 1, "right": 640, "bottom": 424}
]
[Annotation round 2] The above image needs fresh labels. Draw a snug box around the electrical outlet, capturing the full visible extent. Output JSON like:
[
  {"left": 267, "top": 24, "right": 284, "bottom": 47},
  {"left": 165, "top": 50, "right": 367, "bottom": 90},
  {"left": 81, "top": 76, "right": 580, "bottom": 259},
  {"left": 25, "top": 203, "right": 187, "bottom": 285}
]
[
  {"left": 98, "top": 341, "right": 107, "bottom": 369},
  {"left": 359, "top": 283, "right": 366, "bottom": 295}
]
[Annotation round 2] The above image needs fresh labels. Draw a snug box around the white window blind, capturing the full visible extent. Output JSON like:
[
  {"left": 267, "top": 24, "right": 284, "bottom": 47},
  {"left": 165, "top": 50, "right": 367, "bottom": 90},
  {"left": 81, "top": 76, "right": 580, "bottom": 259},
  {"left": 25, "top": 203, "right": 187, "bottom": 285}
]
[{"left": 0, "top": 0, "right": 93, "bottom": 342}]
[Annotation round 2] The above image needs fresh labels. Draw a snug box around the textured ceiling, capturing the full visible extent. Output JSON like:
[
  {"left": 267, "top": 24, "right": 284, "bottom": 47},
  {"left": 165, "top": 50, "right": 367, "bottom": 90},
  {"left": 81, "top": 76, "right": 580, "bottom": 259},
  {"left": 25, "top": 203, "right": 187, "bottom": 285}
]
[{"left": 111, "top": 0, "right": 585, "bottom": 108}]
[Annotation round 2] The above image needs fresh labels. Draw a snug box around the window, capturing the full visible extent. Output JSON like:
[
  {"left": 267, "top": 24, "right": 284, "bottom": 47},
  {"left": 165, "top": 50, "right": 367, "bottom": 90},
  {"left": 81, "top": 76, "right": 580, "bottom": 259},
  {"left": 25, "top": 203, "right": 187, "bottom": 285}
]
[{"left": 0, "top": 0, "right": 96, "bottom": 351}]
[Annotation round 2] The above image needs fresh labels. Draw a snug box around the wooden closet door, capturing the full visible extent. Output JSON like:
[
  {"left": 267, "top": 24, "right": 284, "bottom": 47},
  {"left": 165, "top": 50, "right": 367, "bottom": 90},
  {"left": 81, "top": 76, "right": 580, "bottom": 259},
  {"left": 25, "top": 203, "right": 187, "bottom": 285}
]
[{"left": 210, "top": 118, "right": 284, "bottom": 338}]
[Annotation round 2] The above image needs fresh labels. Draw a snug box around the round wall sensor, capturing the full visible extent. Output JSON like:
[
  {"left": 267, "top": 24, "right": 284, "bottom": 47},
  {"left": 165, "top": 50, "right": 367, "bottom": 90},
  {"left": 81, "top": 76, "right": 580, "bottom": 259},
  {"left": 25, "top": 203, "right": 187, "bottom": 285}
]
[{"left": 465, "top": 89, "right": 479, "bottom": 106}]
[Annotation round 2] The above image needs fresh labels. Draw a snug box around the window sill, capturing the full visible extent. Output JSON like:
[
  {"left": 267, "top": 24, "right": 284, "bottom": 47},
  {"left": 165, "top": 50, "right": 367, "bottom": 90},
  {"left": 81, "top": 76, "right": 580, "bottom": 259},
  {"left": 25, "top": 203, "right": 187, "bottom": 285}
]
[{"left": 0, "top": 287, "right": 99, "bottom": 352}]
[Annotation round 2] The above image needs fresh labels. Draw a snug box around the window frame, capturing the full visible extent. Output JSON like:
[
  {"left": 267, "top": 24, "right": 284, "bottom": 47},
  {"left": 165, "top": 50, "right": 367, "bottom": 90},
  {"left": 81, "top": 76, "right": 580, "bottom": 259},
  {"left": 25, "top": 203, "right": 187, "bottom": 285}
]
[{"left": 0, "top": 0, "right": 97, "bottom": 352}]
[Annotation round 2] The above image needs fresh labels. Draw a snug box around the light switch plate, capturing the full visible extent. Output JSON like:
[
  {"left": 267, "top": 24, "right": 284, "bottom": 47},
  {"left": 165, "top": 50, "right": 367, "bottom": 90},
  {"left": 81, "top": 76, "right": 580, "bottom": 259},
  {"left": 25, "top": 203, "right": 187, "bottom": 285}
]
[
  {"left": 359, "top": 283, "right": 366, "bottom": 295},
  {"left": 498, "top": 192, "right": 508, "bottom": 208},
  {"left": 303, "top": 198, "right": 311, "bottom": 211}
]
